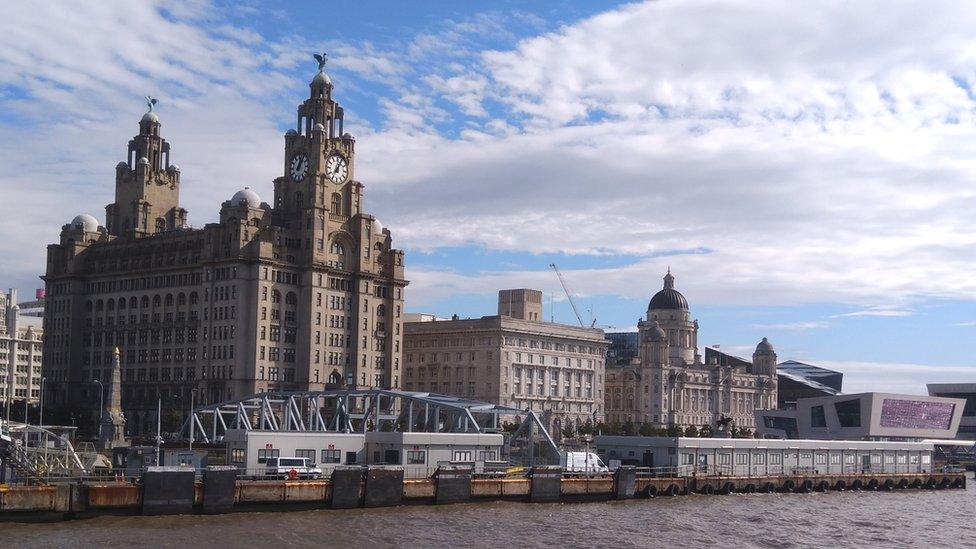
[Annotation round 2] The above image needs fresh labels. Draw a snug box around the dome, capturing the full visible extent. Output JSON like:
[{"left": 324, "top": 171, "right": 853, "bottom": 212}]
[
  {"left": 755, "top": 337, "right": 775, "bottom": 355},
  {"left": 313, "top": 123, "right": 325, "bottom": 132},
  {"left": 648, "top": 270, "right": 688, "bottom": 310},
  {"left": 286, "top": 129, "right": 298, "bottom": 136},
  {"left": 231, "top": 187, "right": 261, "bottom": 208},
  {"left": 373, "top": 218, "right": 384, "bottom": 234},
  {"left": 141, "top": 111, "right": 159, "bottom": 124},
  {"left": 71, "top": 214, "right": 99, "bottom": 232},
  {"left": 312, "top": 70, "right": 332, "bottom": 87},
  {"left": 169, "top": 164, "right": 181, "bottom": 172},
  {"left": 137, "top": 156, "right": 149, "bottom": 165},
  {"left": 647, "top": 322, "right": 666, "bottom": 342},
  {"left": 342, "top": 132, "right": 355, "bottom": 140}
]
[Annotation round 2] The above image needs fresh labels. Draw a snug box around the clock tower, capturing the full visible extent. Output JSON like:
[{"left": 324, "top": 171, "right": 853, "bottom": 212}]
[{"left": 273, "top": 55, "right": 361, "bottom": 265}]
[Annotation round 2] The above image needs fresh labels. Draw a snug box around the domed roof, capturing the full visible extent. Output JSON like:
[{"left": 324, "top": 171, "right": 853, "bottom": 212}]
[
  {"left": 137, "top": 156, "right": 149, "bottom": 165},
  {"left": 648, "top": 270, "right": 688, "bottom": 310},
  {"left": 373, "top": 218, "right": 384, "bottom": 235},
  {"left": 141, "top": 111, "right": 159, "bottom": 124},
  {"left": 312, "top": 70, "right": 332, "bottom": 87},
  {"left": 313, "top": 123, "right": 325, "bottom": 132},
  {"left": 755, "top": 337, "right": 775, "bottom": 355},
  {"left": 647, "top": 321, "right": 667, "bottom": 342},
  {"left": 169, "top": 164, "right": 181, "bottom": 172},
  {"left": 231, "top": 187, "right": 261, "bottom": 208},
  {"left": 71, "top": 214, "right": 99, "bottom": 232}
]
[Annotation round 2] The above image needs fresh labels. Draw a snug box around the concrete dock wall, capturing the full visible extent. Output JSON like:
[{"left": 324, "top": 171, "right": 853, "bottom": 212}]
[{"left": 0, "top": 470, "right": 966, "bottom": 520}]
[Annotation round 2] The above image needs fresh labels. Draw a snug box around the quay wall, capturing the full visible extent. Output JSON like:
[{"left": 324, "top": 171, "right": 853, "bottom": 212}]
[{"left": 0, "top": 466, "right": 966, "bottom": 521}]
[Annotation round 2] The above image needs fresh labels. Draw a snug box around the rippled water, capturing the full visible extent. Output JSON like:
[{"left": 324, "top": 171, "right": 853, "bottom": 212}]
[{"left": 5, "top": 476, "right": 974, "bottom": 548}]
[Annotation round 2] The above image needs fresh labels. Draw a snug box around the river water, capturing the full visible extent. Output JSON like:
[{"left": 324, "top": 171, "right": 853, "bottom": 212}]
[{"left": 5, "top": 477, "right": 974, "bottom": 548}]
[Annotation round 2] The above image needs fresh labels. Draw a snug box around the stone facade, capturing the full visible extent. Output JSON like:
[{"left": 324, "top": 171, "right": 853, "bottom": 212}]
[
  {"left": 1, "top": 288, "right": 44, "bottom": 408},
  {"left": 604, "top": 272, "right": 777, "bottom": 430},
  {"left": 42, "top": 62, "right": 407, "bottom": 435},
  {"left": 404, "top": 290, "right": 608, "bottom": 435}
]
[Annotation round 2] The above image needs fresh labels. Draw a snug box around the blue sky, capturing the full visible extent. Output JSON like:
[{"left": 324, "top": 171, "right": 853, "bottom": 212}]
[{"left": 1, "top": 0, "right": 975, "bottom": 394}]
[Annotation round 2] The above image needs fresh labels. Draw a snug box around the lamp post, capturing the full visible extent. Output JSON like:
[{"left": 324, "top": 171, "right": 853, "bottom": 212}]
[
  {"left": 156, "top": 394, "right": 162, "bottom": 467},
  {"left": 38, "top": 377, "right": 46, "bottom": 428},
  {"left": 188, "top": 388, "right": 198, "bottom": 451},
  {"left": 94, "top": 380, "right": 104, "bottom": 439}
]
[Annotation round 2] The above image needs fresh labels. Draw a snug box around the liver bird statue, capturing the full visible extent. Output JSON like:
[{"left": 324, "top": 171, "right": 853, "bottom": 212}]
[
  {"left": 145, "top": 96, "right": 157, "bottom": 113},
  {"left": 313, "top": 52, "right": 327, "bottom": 72}
]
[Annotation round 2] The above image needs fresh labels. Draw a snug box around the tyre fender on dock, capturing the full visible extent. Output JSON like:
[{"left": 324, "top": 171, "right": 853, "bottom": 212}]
[
  {"left": 851, "top": 479, "right": 863, "bottom": 491},
  {"left": 833, "top": 480, "right": 847, "bottom": 491},
  {"left": 699, "top": 483, "right": 715, "bottom": 495},
  {"left": 664, "top": 484, "right": 679, "bottom": 496},
  {"left": 720, "top": 482, "right": 735, "bottom": 495},
  {"left": 643, "top": 485, "right": 658, "bottom": 498},
  {"left": 866, "top": 479, "right": 879, "bottom": 491},
  {"left": 742, "top": 484, "right": 756, "bottom": 494},
  {"left": 798, "top": 480, "right": 813, "bottom": 493},
  {"left": 761, "top": 482, "right": 775, "bottom": 493},
  {"left": 816, "top": 481, "right": 829, "bottom": 492},
  {"left": 781, "top": 479, "right": 796, "bottom": 492},
  {"left": 882, "top": 479, "right": 894, "bottom": 491}
]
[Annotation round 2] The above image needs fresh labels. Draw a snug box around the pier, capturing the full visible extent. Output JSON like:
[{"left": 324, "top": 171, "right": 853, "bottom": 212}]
[{"left": 0, "top": 466, "right": 966, "bottom": 521}]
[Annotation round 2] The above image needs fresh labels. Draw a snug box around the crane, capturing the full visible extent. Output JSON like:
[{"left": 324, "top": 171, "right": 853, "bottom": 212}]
[{"left": 549, "top": 263, "right": 585, "bottom": 327}]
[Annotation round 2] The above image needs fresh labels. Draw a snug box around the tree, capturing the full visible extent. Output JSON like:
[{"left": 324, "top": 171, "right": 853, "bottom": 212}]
[
  {"left": 683, "top": 425, "right": 699, "bottom": 437},
  {"left": 638, "top": 422, "right": 658, "bottom": 436},
  {"left": 621, "top": 420, "right": 638, "bottom": 436},
  {"left": 666, "top": 423, "right": 682, "bottom": 437},
  {"left": 699, "top": 424, "right": 713, "bottom": 438},
  {"left": 562, "top": 425, "right": 576, "bottom": 439}
]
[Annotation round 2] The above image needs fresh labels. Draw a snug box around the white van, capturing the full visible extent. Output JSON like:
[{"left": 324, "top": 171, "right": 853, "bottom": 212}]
[
  {"left": 265, "top": 457, "right": 323, "bottom": 479},
  {"left": 561, "top": 451, "right": 609, "bottom": 473}
]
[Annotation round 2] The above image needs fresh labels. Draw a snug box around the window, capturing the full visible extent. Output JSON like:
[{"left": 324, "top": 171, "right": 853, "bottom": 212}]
[
  {"left": 830, "top": 454, "right": 841, "bottom": 465},
  {"left": 770, "top": 453, "right": 782, "bottom": 465},
  {"left": 844, "top": 454, "right": 856, "bottom": 464},
  {"left": 453, "top": 450, "right": 473, "bottom": 462},
  {"left": 321, "top": 449, "right": 341, "bottom": 464},
  {"left": 682, "top": 453, "right": 696, "bottom": 465},
  {"left": 407, "top": 451, "right": 426, "bottom": 464},
  {"left": 231, "top": 448, "right": 245, "bottom": 463},
  {"left": 834, "top": 398, "right": 862, "bottom": 428},
  {"left": 753, "top": 453, "right": 766, "bottom": 465},
  {"left": 718, "top": 453, "right": 731, "bottom": 466},
  {"left": 257, "top": 448, "right": 280, "bottom": 464},
  {"left": 296, "top": 449, "right": 316, "bottom": 461},
  {"left": 735, "top": 454, "right": 748, "bottom": 465},
  {"left": 810, "top": 405, "right": 827, "bottom": 428}
]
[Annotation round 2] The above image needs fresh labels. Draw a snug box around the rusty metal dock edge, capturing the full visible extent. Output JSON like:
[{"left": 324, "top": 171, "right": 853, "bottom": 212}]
[{"left": 0, "top": 466, "right": 967, "bottom": 521}]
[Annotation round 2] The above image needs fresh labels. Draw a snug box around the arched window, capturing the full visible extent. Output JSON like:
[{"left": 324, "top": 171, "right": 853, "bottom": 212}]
[
  {"left": 130, "top": 297, "right": 138, "bottom": 309},
  {"left": 285, "top": 292, "right": 297, "bottom": 306},
  {"left": 164, "top": 294, "right": 174, "bottom": 307},
  {"left": 152, "top": 295, "right": 161, "bottom": 308},
  {"left": 331, "top": 192, "right": 341, "bottom": 214},
  {"left": 328, "top": 370, "right": 342, "bottom": 385},
  {"left": 271, "top": 290, "right": 281, "bottom": 304},
  {"left": 250, "top": 217, "right": 260, "bottom": 227},
  {"left": 155, "top": 218, "right": 165, "bottom": 234},
  {"left": 189, "top": 292, "right": 199, "bottom": 305},
  {"left": 177, "top": 293, "right": 186, "bottom": 306},
  {"left": 95, "top": 300, "right": 103, "bottom": 312},
  {"left": 330, "top": 241, "right": 345, "bottom": 255},
  {"left": 295, "top": 192, "right": 303, "bottom": 209},
  {"left": 118, "top": 298, "right": 127, "bottom": 310},
  {"left": 376, "top": 304, "right": 386, "bottom": 317},
  {"left": 106, "top": 299, "right": 115, "bottom": 311}
]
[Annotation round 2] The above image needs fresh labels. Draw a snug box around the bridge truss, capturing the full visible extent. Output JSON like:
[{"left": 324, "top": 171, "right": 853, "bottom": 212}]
[{"left": 180, "top": 389, "right": 559, "bottom": 461}]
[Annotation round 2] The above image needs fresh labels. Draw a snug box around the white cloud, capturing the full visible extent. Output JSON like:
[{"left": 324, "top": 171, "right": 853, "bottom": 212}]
[
  {"left": 832, "top": 308, "right": 914, "bottom": 318},
  {"left": 816, "top": 360, "right": 976, "bottom": 395},
  {"left": 751, "top": 321, "right": 832, "bottom": 331}
]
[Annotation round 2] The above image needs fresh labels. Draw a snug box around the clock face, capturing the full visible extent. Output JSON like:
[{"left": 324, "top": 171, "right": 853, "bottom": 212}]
[
  {"left": 289, "top": 153, "right": 309, "bottom": 182},
  {"left": 325, "top": 154, "right": 348, "bottom": 183}
]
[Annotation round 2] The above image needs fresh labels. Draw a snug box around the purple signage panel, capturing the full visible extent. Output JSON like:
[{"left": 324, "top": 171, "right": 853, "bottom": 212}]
[{"left": 880, "top": 399, "right": 954, "bottom": 430}]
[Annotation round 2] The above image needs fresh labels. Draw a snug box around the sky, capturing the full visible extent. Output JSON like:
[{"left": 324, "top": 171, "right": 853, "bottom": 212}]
[{"left": 0, "top": 0, "right": 974, "bottom": 395}]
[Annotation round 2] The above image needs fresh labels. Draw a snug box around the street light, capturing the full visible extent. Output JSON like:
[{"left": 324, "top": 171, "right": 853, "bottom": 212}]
[
  {"left": 39, "top": 377, "right": 46, "bottom": 428},
  {"left": 94, "top": 380, "right": 104, "bottom": 440},
  {"left": 156, "top": 394, "right": 163, "bottom": 467},
  {"left": 188, "top": 388, "right": 198, "bottom": 451}
]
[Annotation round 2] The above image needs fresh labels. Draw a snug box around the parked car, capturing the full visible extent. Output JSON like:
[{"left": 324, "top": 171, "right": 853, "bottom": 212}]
[{"left": 265, "top": 457, "right": 323, "bottom": 479}]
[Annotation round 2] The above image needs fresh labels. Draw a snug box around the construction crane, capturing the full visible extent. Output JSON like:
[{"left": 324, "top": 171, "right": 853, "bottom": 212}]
[{"left": 549, "top": 263, "right": 585, "bottom": 327}]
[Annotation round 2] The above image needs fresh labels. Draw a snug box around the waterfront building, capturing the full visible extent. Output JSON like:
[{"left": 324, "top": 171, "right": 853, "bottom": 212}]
[
  {"left": 927, "top": 383, "right": 976, "bottom": 440},
  {"left": 754, "top": 392, "right": 966, "bottom": 440},
  {"left": 41, "top": 57, "right": 407, "bottom": 435},
  {"left": 0, "top": 288, "right": 44, "bottom": 409},
  {"left": 777, "top": 360, "right": 843, "bottom": 409},
  {"left": 594, "top": 435, "right": 936, "bottom": 475},
  {"left": 605, "top": 332, "right": 639, "bottom": 366},
  {"left": 603, "top": 271, "right": 777, "bottom": 430},
  {"left": 403, "top": 289, "right": 608, "bottom": 434}
]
